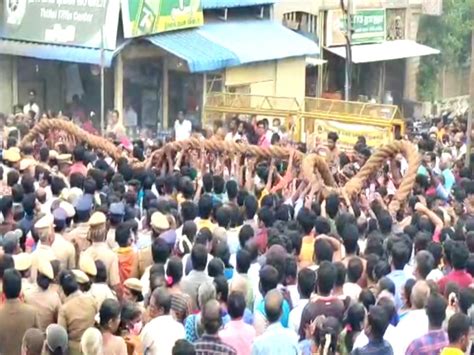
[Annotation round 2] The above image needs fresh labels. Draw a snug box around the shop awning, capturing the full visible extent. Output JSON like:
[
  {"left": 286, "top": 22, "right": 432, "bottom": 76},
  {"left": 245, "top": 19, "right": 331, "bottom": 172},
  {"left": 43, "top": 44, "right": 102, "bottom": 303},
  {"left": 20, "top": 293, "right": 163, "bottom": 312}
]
[
  {"left": 325, "top": 40, "right": 440, "bottom": 63},
  {"left": 0, "top": 38, "right": 117, "bottom": 66},
  {"left": 145, "top": 20, "right": 320, "bottom": 72},
  {"left": 202, "top": 0, "right": 275, "bottom": 9}
]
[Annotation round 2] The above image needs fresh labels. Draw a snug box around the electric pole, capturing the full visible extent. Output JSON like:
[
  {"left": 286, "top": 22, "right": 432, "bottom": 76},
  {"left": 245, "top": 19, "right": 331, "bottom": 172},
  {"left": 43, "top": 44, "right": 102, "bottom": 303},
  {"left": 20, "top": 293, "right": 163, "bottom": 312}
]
[{"left": 341, "top": 0, "right": 353, "bottom": 101}]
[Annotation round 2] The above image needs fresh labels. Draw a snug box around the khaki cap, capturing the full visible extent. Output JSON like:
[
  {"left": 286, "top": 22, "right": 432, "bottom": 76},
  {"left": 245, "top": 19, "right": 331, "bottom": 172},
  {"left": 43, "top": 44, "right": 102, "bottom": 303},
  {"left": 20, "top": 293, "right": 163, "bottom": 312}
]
[
  {"left": 151, "top": 212, "right": 170, "bottom": 230},
  {"left": 57, "top": 154, "right": 72, "bottom": 165},
  {"left": 71, "top": 269, "right": 89, "bottom": 284},
  {"left": 4, "top": 148, "right": 21, "bottom": 163},
  {"left": 49, "top": 150, "right": 59, "bottom": 159},
  {"left": 88, "top": 211, "right": 106, "bottom": 227},
  {"left": 13, "top": 253, "right": 32, "bottom": 271},
  {"left": 79, "top": 254, "right": 97, "bottom": 277},
  {"left": 37, "top": 258, "right": 54, "bottom": 280},
  {"left": 124, "top": 278, "right": 143, "bottom": 293},
  {"left": 59, "top": 200, "right": 75, "bottom": 218},
  {"left": 34, "top": 214, "right": 54, "bottom": 230},
  {"left": 19, "top": 158, "right": 37, "bottom": 171}
]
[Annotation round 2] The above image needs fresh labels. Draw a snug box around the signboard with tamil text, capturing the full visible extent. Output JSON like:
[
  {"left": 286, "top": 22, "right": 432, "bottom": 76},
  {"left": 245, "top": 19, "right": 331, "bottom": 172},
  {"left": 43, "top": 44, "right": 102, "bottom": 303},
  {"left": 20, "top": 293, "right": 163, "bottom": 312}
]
[
  {"left": 326, "top": 8, "right": 386, "bottom": 46},
  {"left": 121, "top": 0, "right": 204, "bottom": 38},
  {"left": 1, "top": 0, "right": 120, "bottom": 50},
  {"left": 308, "top": 119, "right": 391, "bottom": 151}
]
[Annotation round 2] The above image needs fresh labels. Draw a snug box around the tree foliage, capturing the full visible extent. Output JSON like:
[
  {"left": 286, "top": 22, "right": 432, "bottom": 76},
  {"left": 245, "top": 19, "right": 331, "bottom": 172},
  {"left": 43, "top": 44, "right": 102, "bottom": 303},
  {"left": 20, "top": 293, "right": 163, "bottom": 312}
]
[{"left": 416, "top": 0, "right": 473, "bottom": 101}]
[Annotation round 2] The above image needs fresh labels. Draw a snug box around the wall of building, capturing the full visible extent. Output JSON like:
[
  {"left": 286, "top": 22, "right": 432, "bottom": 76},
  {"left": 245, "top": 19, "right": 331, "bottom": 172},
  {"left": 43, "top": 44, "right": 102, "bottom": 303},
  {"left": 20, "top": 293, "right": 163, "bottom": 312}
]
[
  {"left": 225, "top": 58, "right": 306, "bottom": 103},
  {"left": 0, "top": 55, "right": 14, "bottom": 113}
]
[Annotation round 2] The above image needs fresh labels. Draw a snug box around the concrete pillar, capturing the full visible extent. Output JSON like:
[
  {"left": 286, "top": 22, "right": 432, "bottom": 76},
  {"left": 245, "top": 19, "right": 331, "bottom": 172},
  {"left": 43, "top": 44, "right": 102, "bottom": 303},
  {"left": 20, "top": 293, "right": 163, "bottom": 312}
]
[{"left": 114, "top": 53, "right": 124, "bottom": 125}]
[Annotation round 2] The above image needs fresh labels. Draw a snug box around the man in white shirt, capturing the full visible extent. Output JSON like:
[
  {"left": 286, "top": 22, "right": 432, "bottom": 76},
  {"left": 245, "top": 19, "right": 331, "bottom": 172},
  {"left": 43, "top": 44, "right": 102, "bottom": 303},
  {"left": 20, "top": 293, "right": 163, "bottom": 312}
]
[
  {"left": 23, "top": 90, "right": 40, "bottom": 119},
  {"left": 141, "top": 287, "right": 185, "bottom": 354},
  {"left": 288, "top": 268, "right": 315, "bottom": 334},
  {"left": 174, "top": 110, "right": 192, "bottom": 141},
  {"left": 124, "top": 100, "right": 138, "bottom": 136},
  {"left": 393, "top": 281, "right": 430, "bottom": 355}
]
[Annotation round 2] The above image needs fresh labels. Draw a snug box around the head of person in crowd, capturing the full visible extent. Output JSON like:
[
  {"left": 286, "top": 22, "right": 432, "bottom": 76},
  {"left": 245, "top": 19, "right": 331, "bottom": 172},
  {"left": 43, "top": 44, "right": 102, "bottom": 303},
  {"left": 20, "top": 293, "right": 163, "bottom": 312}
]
[
  {"left": 21, "top": 328, "right": 45, "bottom": 355},
  {"left": 44, "top": 324, "right": 68, "bottom": 355},
  {"left": 446, "top": 312, "right": 471, "bottom": 352},
  {"left": 80, "top": 327, "right": 103, "bottom": 355}
]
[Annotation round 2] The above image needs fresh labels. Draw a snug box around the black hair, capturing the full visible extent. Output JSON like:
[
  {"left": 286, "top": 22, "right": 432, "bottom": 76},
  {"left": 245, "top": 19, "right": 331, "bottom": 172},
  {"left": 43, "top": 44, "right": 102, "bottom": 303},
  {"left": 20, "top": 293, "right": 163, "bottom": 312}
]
[
  {"left": 215, "top": 206, "right": 231, "bottom": 228},
  {"left": 51, "top": 176, "right": 66, "bottom": 196},
  {"left": 451, "top": 244, "right": 469, "bottom": 270},
  {"left": 259, "top": 265, "right": 279, "bottom": 296},
  {"left": 244, "top": 195, "right": 258, "bottom": 219},
  {"left": 334, "top": 262, "right": 346, "bottom": 287},
  {"left": 458, "top": 287, "right": 474, "bottom": 314},
  {"left": 343, "top": 303, "right": 366, "bottom": 352},
  {"left": 95, "top": 260, "right": 108, "bottom": 283},
  {"left": 314, "top": 216, "right": 331, "bottom": 235},
  {"left": 181, "top": 201, "right": 198, "bottom": 222},
  {"left": 191, "top": 244, "right": 208, "bottom": 271},
  {"left": 347, "top": 257, "right": 363, "bottom": 283},
  {"left": 3, "top": 268, "right": 21, "bottom": 299},
  {"left": 83, "top": 177, "right": 97, "bottom": 194},
  {"left": 201, "top": 173, "right": 213, "bottom": 194},
  {"left": 115, "top": 222, "right": 132, "bottom": 248},
  {"left": 377, "top": 210, "right": 393, "bottom": 235},
  {"left": 426, "top": 293, "right": 447, "bottom": 328},
  {"left": 297, "top": 208, "right": 316, "bottom": 234},
  {"left": 257, "top": 206, "right": 275, "bottom": 228},
  {"left": 73, "top": 145, "right": 85, "bottom": 163},
  {"left": 378, "top": 276, "right": 396, "bottom": 295},
  {"left": 297, "top": 268, "right": 316, "bottom": 299},
  {"left": 214, "top": 242, "right": 231, "bottom": 268},
  {"left": 172, "top": 339, "right": 196, "bottom": 355},
  {"left": 198, "top": 195, "right": 213, "bottom": 219},
  {"left": 314, "top": 238, "right": 333, "bottom": 263},
  {"left": 226, "top": 180, "right": 238, "bottom": 201},
  {"left": 367, "top": 305, "right": 390, "bottom": 340},
  {"left": 99, "top": 298, "right": 121, "bottom": 328},
  {"left": 59, "top": 270, "right": 79, "bottom": 296},
  {"left": 325, "top": 194, "right": 340, "bottom": 219},
  {"left": 238, "top": 225, "right": 254, "bottom": 248},
  {"left": 342, "top": 224, "right": 359, "bottom": 255},
  {"left": 236, "top": 249, "right": 251, "bottom": 274},
  {"left": 359, "top": 289, "right": 376, "bottom": 311},
  {"left": 317, "top": 261, "right": 336, "bottom": 295},
  {"left": 447, "top": 312, "right": 470, "bottom": 344},
  {"left": 391, "top": 241, "right": 410, "bottom": 270},
  {"left": 152, "top": 238, "right": 171, "bottom": 264},
  {"left": 213, "top": 275, "right": 229, "bottom": 303},
  {"left": 208, "top": 258, "right": 224, "bottom": 278},
  {"left": 166, "top": 256, "right": 183, "bottom": 286},
  {"left": 227, "top": 291, "right": 246, "bottom": 319},
  {"left": 20, "top": 175, "right": 35, "bottom": 194}
]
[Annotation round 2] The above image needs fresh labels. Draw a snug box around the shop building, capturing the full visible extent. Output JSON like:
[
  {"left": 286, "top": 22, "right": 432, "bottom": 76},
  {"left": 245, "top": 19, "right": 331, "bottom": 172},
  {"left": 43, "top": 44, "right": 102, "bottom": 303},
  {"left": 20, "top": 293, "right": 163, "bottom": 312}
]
[{"left": 0, "top": 0, "right": 319, "bottom": 131}]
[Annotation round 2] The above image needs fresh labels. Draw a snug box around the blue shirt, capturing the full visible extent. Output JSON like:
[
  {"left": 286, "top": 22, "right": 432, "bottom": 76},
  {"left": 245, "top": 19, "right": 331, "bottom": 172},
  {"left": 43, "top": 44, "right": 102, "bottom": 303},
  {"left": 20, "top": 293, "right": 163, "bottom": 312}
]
[
  {"left": 387, "top": 269, "right": 413, "bottom": 311},
  {"left": 255, "top": 297, "right": 291, "bottom": 328},
  {"left": 251, "top": 323, "right": 298, "bottom": 355},
  {"left": 442, "top": 169, "right": 455, "bottom": 192}
]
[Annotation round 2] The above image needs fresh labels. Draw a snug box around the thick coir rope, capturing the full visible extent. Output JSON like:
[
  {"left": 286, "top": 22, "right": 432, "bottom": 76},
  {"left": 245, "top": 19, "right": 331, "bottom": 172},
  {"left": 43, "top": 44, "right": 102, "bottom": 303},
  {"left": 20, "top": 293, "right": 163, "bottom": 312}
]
[
  {"left": 21, "top": 119, "right": 420, "bottom": 203},
  {"left": 20, "top": 118, "right": 123, "bottom": 161},
  {"left": 342, "top": 140, "right": 421, "bottom": 203}
]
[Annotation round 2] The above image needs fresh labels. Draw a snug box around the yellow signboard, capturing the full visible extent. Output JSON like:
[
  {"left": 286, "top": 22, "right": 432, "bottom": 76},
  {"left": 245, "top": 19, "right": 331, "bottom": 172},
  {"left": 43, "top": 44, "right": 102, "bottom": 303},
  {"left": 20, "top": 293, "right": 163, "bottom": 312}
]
[{"left": 309, "top": 119, "right": 392, "bottom": 151}]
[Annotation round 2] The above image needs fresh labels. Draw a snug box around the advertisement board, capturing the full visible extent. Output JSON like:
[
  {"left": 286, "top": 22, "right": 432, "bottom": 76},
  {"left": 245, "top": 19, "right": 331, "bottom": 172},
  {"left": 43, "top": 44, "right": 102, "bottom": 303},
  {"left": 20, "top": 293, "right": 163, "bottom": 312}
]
[
  {"left": 326, "top": 9, "right": 386, "bottom": 46},
  {"left": 2, "top": 0, "right": 120, "bottom": 49},
  {"left": 308, "top": 119, "right": 391, "bottom": 151},
  {"left": 121, "top": 0, "right": 204, "bottom": 38}
]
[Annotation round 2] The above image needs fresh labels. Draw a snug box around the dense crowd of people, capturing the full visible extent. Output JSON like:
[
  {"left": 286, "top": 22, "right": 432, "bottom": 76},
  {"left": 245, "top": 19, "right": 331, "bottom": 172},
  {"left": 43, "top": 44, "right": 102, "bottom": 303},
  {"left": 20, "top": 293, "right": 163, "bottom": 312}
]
[{"left": 0, "top": 109, "right": 473, "bottom": 355}]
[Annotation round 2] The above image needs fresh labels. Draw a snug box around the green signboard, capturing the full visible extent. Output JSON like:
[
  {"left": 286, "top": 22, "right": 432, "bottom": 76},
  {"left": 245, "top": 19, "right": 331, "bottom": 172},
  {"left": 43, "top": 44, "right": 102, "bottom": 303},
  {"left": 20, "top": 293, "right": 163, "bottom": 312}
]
[
  {"left": 350, "top": 9, "right": 386, "bottom": 44},
  {"left": 327, "top": 8, "right": 386, "bottom": 46},
  {"left": 1, "top": 0, "right": 120, "bottom": 50},
  {"left": 121, "top": 0, "right": 204, "bottom": 38}
]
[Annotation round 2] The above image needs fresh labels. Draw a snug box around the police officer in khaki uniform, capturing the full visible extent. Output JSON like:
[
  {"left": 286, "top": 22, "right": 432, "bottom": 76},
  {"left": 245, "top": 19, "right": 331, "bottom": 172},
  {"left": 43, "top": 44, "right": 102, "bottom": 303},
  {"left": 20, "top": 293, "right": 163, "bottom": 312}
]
[
  {"left": 51, "top": 207, "right": 76, "bottom": 270},
  {"left": 58, "top": 269, "right": 96, "bottom": 355},
  {"left": 82, "top": 211, "right": 120, "bottom": 291},
  {"left": 31, "top": 214, "right": 56, "bottom": 283},
  {"left": 131, "top": 211, "right": 170, "bottom": 278},
  {"left": 24, "top": 258, "right": 62, "bottom": 331},
  {"left": 13, "top": 252, "right": 35, "bottom": 295}
]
